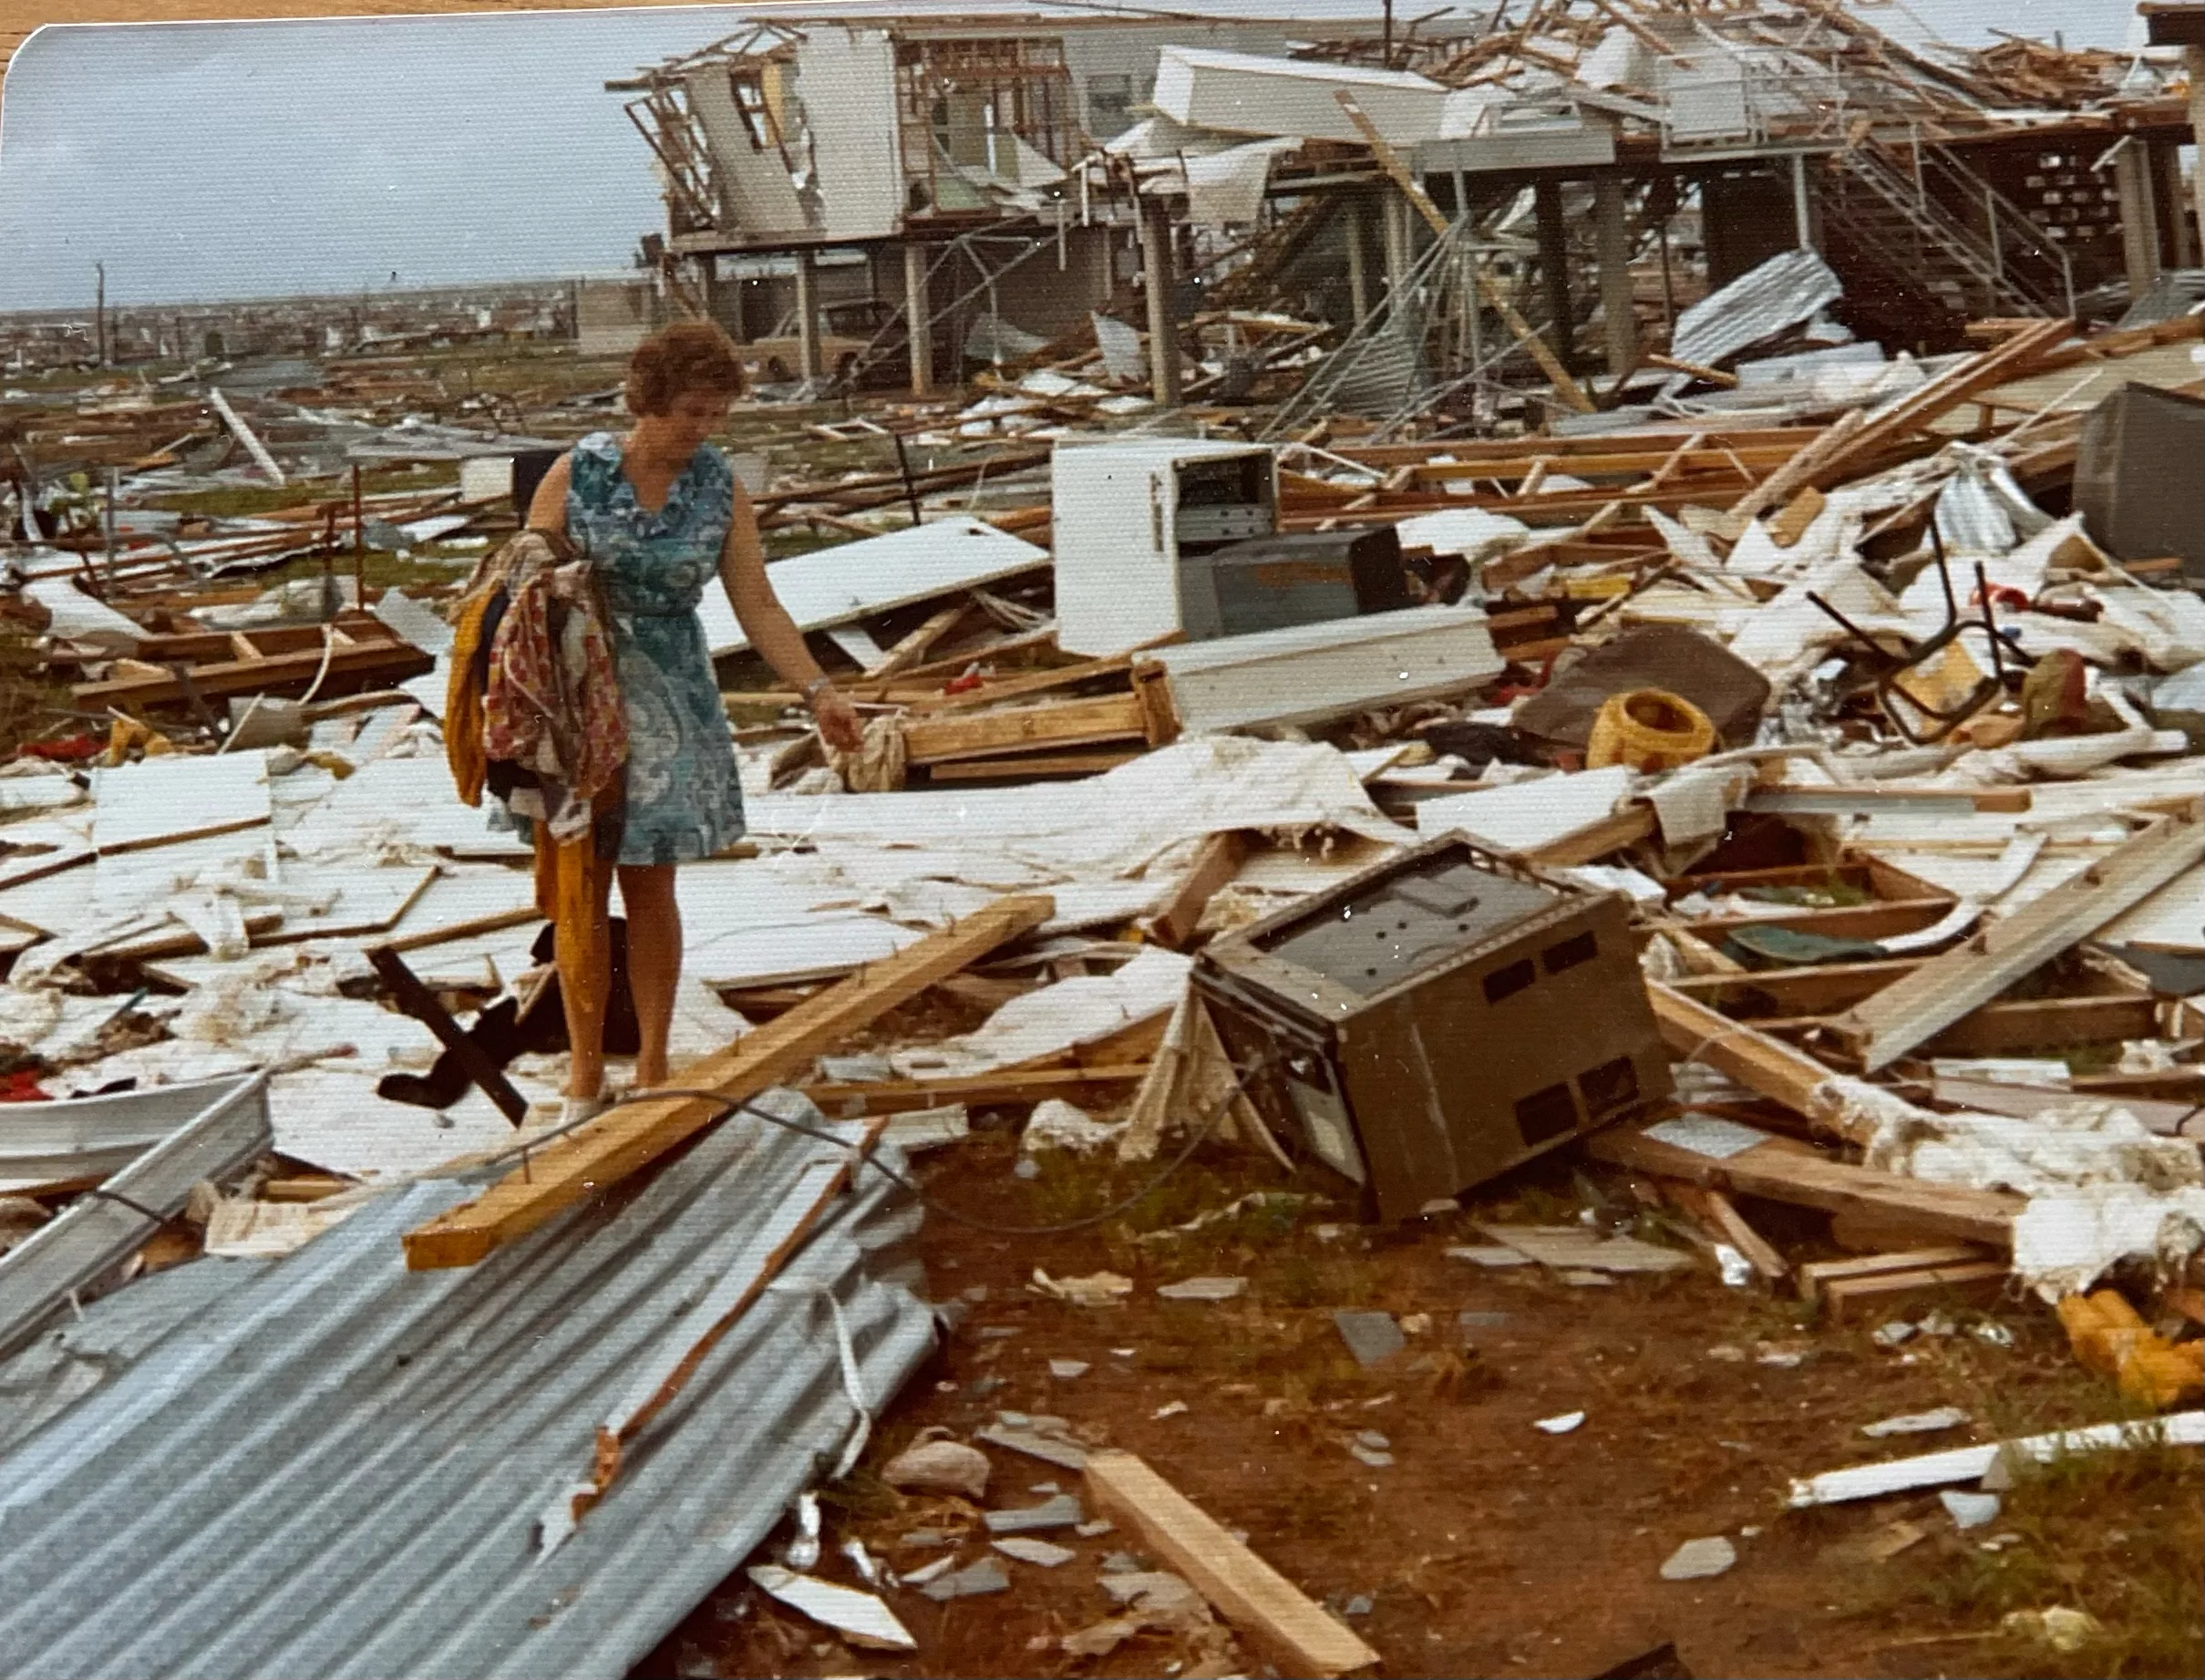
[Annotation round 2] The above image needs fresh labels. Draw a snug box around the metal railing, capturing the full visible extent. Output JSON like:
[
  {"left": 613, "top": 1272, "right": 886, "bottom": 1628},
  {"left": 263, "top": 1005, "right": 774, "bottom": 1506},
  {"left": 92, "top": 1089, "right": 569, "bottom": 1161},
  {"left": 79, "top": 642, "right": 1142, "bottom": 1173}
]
[{"left": 1825, "top": 138, "right": 2073, "bottom": 318}]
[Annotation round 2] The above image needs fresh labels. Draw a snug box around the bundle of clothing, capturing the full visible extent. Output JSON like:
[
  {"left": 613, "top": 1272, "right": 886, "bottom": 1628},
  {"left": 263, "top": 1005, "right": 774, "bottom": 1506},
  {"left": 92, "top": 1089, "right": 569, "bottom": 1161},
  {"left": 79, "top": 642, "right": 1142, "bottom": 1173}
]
[{"left": 445, "top": 528, "right": 627, "bottom": 843}]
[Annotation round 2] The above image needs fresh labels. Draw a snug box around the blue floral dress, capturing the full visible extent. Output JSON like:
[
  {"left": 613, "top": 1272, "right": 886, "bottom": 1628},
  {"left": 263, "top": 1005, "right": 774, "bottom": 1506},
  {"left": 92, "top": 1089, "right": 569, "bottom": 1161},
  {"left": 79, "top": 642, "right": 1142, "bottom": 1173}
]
[{"left": 563, "top": 430, "right": 747, "bottom": 866}]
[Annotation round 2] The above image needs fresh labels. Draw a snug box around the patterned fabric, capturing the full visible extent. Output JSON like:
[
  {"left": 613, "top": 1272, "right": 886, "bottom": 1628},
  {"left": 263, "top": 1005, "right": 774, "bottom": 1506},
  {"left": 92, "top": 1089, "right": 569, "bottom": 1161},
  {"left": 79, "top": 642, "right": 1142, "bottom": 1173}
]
[
  {"left": 479, "top": 533, "right": 628, "bottom": 840},
  {"left": 566, "top": 431, "right": 747, "bottom": 867}
]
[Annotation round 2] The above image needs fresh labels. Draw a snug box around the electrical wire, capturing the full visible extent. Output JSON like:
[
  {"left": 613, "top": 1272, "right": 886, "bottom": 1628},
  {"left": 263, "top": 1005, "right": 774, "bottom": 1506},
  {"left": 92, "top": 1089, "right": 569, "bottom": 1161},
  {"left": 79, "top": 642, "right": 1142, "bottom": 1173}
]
[{"left": 469, "top": 1055, "right": 1275, "bottom": 1238}]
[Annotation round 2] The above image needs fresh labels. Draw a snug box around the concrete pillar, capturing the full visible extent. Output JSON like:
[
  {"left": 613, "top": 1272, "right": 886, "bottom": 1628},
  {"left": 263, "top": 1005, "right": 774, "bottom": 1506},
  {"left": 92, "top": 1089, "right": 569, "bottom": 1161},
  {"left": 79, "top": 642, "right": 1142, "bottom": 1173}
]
[
  {"left": 1594, "top": 172, "right": 1636, "bottom": 378},
  {"left": 2113, "top": 139, "right": 2161, "bottom": 303},
  {"left": 1534, "top": 178, "right": 1574, "bottom": 370},
  {"left": 1138, "top": 196, "right": 1181, "bottom": 407},
  {"left": 902, "top": 243, "right": 933, "bottom": 397},
  {"left": 1345, "top": 194, "right": 1371, "bottom": 324},
  {"left": 1790, "top": 152, "right": 1815, "bottom": 252},
  {"left": 2154, "top": 138, "right": 2195, "bottom": 270},
  {"left": 793, "top": 247, "right": 821, "bottom": 381}
]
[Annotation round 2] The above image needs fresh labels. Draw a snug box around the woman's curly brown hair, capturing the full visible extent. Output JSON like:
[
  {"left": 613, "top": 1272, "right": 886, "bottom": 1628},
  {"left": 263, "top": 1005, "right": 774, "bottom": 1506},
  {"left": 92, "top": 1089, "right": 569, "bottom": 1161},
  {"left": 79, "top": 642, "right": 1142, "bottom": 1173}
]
[{"left": 624, "top": 320, "right": 747, "bottom": 416}]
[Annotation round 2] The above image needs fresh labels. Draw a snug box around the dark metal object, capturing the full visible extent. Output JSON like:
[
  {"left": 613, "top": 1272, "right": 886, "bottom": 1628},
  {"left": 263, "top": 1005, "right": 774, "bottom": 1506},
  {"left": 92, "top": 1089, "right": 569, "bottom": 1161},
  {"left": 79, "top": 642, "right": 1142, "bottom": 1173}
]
[
  {"left": 1511, "top": 624, "right": 1769, "bottom": 749},
  {"left": 1184, "top": 525, "right": 1411, "bottom": 641},
  {"left": 1806, "top": 531, "right": 2014, "bottom": 744},
  {"left": 366, "top": 943, "right": 530, "bottom": 1125},
  {"left": 2072, "top": 381, "right": 2204, "bottom": 581},
  {"left": 1192, "top": 832, "right": 1671, "bottom": 1221}
]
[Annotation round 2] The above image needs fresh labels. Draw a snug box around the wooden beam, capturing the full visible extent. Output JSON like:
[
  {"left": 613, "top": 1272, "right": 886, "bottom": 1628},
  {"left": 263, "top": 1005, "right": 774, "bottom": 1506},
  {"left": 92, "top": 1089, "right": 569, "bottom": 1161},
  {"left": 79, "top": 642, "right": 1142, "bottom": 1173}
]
[
  {"left": 864, "top": 602, "right": 969, "bottom": 680},
  {"left": 907, "top": 653, "right": 1134, "bottom": 715},
  {"left": 1331, "top": 91, "right": 1593, "bottom": 415},
  {"left": 1804, "top": 318, "right": 2072, "bottom": 491},
  {"left": 1149, "top": 830, "right": 1250, "bottom": 948},
  {"left": 1684, "top": 1185, "right": 1790, "bottom": 1283},
  {"left": 401, "top": 894, "right": 1055, "bottom": 1270},
  {"left": 900, "top": 692, "right": 1150, "bottom": 766},
  {"left": 1645, "top": 981, "right": 1848, "bottom": 1118},
  {"left": 801, "top": 1062, "right": 1152, "bottom": 1117},
  {"left": 1084, "top": 1449, "right": 1381, "bottom": 1678},
  {"left": 1832, "top": 809, "right": 2200, "bottom": 1071},
  {"left": 1586, "top": 1123, "right": 2020, "bottom": 1248},
  {"left": 1798, "top": 1245, "right": 1988, "bottom": 1305},
  {"left": 925, "top": 749, "right": 1146, "bottom": 782},
  {"left": 1822, "top": 1261, "right": 2009, "bottom": 1321}
]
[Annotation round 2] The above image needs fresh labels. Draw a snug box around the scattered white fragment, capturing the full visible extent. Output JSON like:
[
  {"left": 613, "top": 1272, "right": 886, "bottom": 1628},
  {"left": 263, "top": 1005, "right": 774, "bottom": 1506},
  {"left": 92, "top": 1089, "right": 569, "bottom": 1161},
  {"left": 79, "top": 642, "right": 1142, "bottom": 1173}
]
[
  {"left": 2002, "top": 1608, "right": 2102, "bottom": 1653},
  {"left": 1862, "top": 1406, "right": 1971, "bottom": 1438},
  {"left": 1715, "top": 1244, "right": 1754, "bottom": 1289},
  {"left": 1032, "top": 1267, "right": 1133, "bottom": 1306},
  {"left": 1049, "top": 1359, "right": 1091, "bottom": 1379},
  {"left": 994, "top": 1536, "right": 1077, "bottom": 1568},
  {"left": 1445, "top": 1244, "right": 1534, "bottom": 1267},
  {"left": 1941, "top": 1489, "right": 2002, "bottom": 1531},
  {"left": 1659, "top": 1537, "right": 1736, "bottom": 1581},
  {"left": 1788, "top": 1412, "right": 2205, "bottom": 1506},
  {"left": 1153, "top": 1400, "right": 1189, "bottom": 1419},
  {"left": 899, "top": 1556, "right": 955, "bottom": 1585},
  {"left": 1534, "top": 1411, "right": 1586, "bottom": 1435},
  {"left": 747, "top": 1565, "right": 917, "bottom": 1652},
  {"left": 1870, "top": 1321, "right": 1916, "bottom": 1348},
  {"left": 1156, "top": 1274, "right": 1248, "bottom": 1302}
]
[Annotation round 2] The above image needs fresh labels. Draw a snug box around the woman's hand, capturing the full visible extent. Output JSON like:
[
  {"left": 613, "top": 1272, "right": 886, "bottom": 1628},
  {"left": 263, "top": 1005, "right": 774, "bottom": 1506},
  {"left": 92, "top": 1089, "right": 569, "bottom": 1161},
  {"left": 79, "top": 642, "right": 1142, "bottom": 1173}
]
[{"left": 810, "top": 684, "right": 864, "bottom": 754}]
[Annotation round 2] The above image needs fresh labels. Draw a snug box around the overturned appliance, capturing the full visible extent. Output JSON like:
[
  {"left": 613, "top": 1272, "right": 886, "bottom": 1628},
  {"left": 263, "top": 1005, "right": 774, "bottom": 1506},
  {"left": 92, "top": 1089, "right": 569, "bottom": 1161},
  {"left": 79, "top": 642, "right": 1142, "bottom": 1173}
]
[{"left": 1192, "top": 833, "right": 1669, "bottom": 1220}]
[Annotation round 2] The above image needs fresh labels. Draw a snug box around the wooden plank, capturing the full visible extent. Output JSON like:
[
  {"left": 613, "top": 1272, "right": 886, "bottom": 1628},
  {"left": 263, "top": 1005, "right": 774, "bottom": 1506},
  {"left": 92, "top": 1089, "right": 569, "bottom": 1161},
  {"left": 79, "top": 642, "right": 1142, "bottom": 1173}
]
[
  {"left": 1520, "top": 803, "right": 1658, "bottom": 866},
  {"left": 1919, "top": 994, "right": 2160, "bottom": 1055},
  {"left": 1695, "top": 1187, "right": 1790, "bottom": 1283},
  {"left": 1149, "top": 830, "right": 1250, "bottom": 948},
  {"left": 1668, "top": 898, "right": 1958, "bottom": 943},
  {"left": 907, "top": 653, "right": 1133, "bottom": 715},
  {"left": 1797, "top": 1245, "right": 1987, "bottom": 1304},
  {"left": 925, "top": 749, "right": 1145, "bottom": 782},
  {"left": 801, "top": 1063, "right": 1152, "bottom": 1117},
  {"left": 1805, "top": 318, "right": 2072, "bottom": 490},
  {"left": 1584, "top": 1125, "right": 2019, "bottom": 1248},
  {"left": 74, "top": 637, "right": 432, "bottom": 709},
  {"left": 1823, "top": 1261, "right": 2009, "bottom": 1321},
  {"left": 400, "top": 894, "right": 1054, "bottom": 1270},
  {"left": 901, "top": 692, "right": 1149, "bottom": 766},
  {"left": 1833, "top": 810, "right": 2200, "bottom": 1071},
  {"left": 1645, "top": 980, "right": 1843, "bottom": 1117},
  {"left": 1084, "top": 1449, "right": 1381, "bottom": 1678},
  {"left": 1667, "top": 957, "right": 1925, "bottom": 1015},
  {"left": 864, "top": 602, "right": 969, "bottom": 680}
]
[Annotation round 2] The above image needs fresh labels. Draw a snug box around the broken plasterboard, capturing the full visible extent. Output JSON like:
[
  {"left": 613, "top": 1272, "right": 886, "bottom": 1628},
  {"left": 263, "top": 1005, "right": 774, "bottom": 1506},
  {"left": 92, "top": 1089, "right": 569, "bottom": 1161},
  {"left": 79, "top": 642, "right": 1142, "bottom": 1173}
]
[
  {"left": 693, "top": 518, "right": 1048, "bottom": 657},
  {"left": 1413, "top": 767, "right": 1634, "bottom": 855},
  {"left": 90, "top": 750, "right": 272, "bottom": 854},
  {"left": 891, "top": 947, "right": 1191, "bottom": 1081}
]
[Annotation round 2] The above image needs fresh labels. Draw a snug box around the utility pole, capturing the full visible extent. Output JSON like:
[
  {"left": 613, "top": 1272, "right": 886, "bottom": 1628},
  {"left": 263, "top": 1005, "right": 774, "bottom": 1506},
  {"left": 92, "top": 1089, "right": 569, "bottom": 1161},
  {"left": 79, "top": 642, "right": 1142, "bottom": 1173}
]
[{"left": 94, "top": 263, "right": 108, "bottom": 367}]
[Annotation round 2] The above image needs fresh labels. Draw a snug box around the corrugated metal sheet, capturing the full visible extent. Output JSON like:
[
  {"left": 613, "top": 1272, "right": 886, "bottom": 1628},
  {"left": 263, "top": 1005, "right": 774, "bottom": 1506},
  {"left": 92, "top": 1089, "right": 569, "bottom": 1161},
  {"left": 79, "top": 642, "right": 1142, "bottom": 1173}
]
[
  {"left": 1668, "top": 248, "right": 1845, "bottom": 374},
  {"left": 0, "top": 1097, "right": 936, "bottom": 1680},
  {"left": 0, "top": 1072, "right": 271, "bottom": 1364}
]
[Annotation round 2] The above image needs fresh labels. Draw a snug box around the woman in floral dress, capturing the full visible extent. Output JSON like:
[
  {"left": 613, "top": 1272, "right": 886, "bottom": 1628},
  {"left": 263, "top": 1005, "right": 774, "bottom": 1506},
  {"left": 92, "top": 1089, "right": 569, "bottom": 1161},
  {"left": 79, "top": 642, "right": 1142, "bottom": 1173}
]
[{"left": 524, "top": 321, "right": 862, "bottom": 1119}]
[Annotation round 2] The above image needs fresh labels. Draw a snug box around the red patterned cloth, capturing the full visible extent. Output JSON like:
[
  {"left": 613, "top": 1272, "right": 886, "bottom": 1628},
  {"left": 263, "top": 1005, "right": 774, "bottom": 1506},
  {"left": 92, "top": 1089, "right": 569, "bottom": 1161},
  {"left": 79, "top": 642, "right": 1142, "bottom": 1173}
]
[{"left": 479, "top": 531, "right": 627, "bottom": 840}]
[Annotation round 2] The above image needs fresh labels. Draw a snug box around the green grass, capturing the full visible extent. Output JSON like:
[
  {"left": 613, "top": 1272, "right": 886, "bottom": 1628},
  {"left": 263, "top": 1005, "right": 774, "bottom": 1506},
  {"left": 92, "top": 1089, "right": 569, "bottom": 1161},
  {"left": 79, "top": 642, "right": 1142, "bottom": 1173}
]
[{"left": 1835, "top": 1434, "right": 2202, "bottom": 1677}]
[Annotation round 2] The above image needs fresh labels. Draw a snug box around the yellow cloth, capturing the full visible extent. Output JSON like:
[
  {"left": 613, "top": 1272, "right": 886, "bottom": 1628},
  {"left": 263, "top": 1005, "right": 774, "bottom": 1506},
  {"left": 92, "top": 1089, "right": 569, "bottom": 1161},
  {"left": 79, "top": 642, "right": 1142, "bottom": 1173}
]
[{"left": 444, "top": 586, "right": 493, "bottom": 808}]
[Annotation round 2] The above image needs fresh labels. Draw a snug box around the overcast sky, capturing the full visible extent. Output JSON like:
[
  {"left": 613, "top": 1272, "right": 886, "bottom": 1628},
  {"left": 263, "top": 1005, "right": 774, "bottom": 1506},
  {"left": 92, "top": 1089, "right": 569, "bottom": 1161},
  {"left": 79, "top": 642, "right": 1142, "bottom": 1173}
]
[{"left": 0, "top": 0, "right": 2152, "bottom": 312}]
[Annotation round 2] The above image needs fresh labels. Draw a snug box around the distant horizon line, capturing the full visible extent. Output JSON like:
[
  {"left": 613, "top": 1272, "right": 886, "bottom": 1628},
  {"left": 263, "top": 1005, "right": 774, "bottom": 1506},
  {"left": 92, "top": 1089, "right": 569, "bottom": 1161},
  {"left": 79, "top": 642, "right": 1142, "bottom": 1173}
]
[{"left": 0, "top": 272, "right": 658, "bottom": 321}]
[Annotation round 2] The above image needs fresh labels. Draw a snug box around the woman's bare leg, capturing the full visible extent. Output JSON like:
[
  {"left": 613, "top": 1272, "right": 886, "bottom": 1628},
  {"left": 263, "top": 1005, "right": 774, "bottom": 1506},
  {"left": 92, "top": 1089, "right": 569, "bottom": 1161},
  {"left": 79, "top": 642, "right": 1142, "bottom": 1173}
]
[{"left": 618, "top": 862, "right": 682, "bottom": 1089}]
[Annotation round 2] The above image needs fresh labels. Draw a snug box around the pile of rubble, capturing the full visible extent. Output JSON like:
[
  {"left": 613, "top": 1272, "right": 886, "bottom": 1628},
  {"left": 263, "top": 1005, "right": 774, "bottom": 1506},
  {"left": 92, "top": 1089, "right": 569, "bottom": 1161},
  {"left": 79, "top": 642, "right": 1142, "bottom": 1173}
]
[{"left": 0, "top": 12, "right": 2201, "bottom": 1675}]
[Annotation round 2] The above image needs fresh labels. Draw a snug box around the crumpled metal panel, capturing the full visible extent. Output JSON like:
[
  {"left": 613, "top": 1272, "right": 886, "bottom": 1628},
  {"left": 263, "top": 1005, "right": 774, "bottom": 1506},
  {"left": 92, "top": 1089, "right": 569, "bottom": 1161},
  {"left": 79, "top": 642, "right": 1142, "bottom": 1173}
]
[
  {"left": 1668, "top": 248, "right": 1844, "bottom": 374},
  {"left": 0, "top": 1072, "right": 271, "bottom": 1364},
  {"left": 0, "top": 1100, "right": 934, "bottom": 1680}
]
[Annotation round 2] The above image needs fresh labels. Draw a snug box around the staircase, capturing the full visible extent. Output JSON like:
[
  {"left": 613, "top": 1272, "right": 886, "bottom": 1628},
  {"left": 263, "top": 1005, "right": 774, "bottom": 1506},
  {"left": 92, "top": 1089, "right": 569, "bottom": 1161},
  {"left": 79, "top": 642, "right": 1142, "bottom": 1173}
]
[{"left": 1820, "top": 140, "right": 2075, "bottom": 334}]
